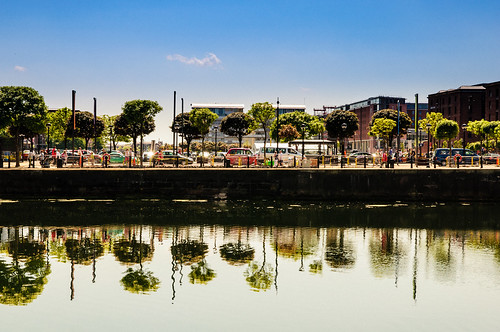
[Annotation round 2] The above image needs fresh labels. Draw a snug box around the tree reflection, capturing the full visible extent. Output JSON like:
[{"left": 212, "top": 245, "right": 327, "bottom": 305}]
[
  {"left": 369, "top": 229, "right": 405, "bottom": 278},
  {"left": 113, "top": 237, "right": 153, "bottom": 264},
  {"left": 219, "top": 242, "right": 255, "bottom": 265},
  {"left": 171, "top": 239, "right": 208, "bottom": 265},
  {"left": 325, "top": 229, "right": 355, "bottom": 269},
  {"left": 244, "top": 232, "right": 274, "bottom": 292},
  {"left": 0, "top": 228, "right": 50, "bottom": 305},
  {"left": 309, "top": 260, "right": 323, "bottom": 274},
  {"left": 188, "top": 260, "right": 216, "bottom": 284},
  {"left": 244, "top": 261, "right": 274, "bottom": 291},
  {"left": 65, "top": 238, "right": 104, "bottom": 265},
  {"left": 116, "top": 227, "right": 160, "bottom": 294},
  {"left": 120, "top": 267, "right": 160, "bottom": 294}
]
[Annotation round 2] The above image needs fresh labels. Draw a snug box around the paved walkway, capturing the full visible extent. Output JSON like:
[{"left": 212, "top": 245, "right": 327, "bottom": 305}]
[{"left": 2, "top": 159, "right": 499, "bottom": 170}]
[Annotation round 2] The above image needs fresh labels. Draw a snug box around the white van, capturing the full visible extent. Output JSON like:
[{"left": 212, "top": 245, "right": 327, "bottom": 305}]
[{"left": 255, "top": 144, "right": 302, "bottom": 162}]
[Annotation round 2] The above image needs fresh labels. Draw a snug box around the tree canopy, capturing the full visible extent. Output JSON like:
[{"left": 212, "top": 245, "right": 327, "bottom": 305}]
[
  {"left": 171, "top": 112, "right": 202, "bottom": 155},
  {"left": 369, "top": 109, "right": 412, "bottom": 146},
  {"left": 270, "top": 111, "right": 325, "bottom": 141},
  {"left": 0, "top": 86, "right": 47, "bottom": 166},
  {"left": 190, "top": 108, "right": 218, "bottom": 165},
  {"left": 248, "top": 102, "right": 275, "bottom": 160},
  {"left": 64, "top": 111, "right": 105, "bottom": 150},
  {"left": 368, "top": 118, "right": 397, "bottom": 151},
  {"left": 435, "top": 119, "right": 459, "bottom": 159},
  {"left": 324, "top": 110, "right": 359, "bottom": 140},
  {"left": 220, "top": 112, "right": 254, "bottom": 147},
  {"left": 47, "top": 107, "right": 72, "bottom": 143},
  {"left": 121, "top": 100, "right": 162, "bottom": 155}
]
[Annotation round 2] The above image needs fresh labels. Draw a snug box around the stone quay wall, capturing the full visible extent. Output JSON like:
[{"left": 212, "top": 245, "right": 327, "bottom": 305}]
[{"left": 0, "top": 168, "right": 498, "bottom": 202}]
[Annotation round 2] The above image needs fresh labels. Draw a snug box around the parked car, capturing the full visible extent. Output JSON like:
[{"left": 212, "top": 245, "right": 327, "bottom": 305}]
[
  {"left": 483, "top": 153, "right": 500, "bottom": 164},
  {"left": 433, "top": 148, "right": 479, "bottom": 166},
  {"left": 210, "top": 151, "right": 227, "bottom": 162},
  {"left": 226, "top": 148, "right": 257, "bottom": 166},
  {"left": 152, "top": 150, "right": 193, "bottom": 165},
  {"left": 255, "top": 145, "right": 302, "bottom": 162},
  {"left": 347, "top": 151, "right": 377, "bottom": 163}
]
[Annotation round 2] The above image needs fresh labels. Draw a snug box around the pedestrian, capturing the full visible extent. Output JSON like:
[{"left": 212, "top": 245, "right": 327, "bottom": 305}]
[
  {"left": 28, "top": 150, "right": 34, "bottom": 168},
  {"left": 62, "top": 150, "right": 68, "bottom": 166}
]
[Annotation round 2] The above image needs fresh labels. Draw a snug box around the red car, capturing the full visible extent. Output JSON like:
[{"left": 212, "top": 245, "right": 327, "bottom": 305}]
[{"left": 225, "top": 148, "right": 257, "bottom": 166}]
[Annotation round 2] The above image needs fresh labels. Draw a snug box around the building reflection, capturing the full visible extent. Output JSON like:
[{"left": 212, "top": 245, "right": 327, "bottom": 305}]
[{"left": 1, "top": 224, "right": 500, "bottom": 305}]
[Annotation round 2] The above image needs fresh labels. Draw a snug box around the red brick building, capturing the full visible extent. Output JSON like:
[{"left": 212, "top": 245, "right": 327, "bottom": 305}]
[
  {"left": 484, "top": 81, "right": 500, "bottom": 121},
  {"left": 427, "top": 85, "right": 486, "bottom": 126}
]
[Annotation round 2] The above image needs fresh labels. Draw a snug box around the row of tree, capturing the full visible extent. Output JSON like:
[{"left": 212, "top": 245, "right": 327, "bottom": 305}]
[{"left": 0, "top": 86, "right": 164, "bottom": 167}]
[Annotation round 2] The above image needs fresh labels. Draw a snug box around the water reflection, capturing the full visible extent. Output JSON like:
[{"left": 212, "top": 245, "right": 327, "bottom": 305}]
[
  {"left": 0, "top": 200, "right": 500, "bottom": 313},
  {"left": 0, "top": 221, "right": 499, "bottom": 307},
  {"left": 0, "top": 227, "right": 50, "bottom": 305}
]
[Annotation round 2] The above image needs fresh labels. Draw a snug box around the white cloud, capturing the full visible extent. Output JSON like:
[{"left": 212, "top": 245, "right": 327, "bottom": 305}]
[
  {"left": 166, "top": 53, "right": 221, "bottom": 67},
  {"left": 14, "top": 65, "right": 27, "bottom": 72}
]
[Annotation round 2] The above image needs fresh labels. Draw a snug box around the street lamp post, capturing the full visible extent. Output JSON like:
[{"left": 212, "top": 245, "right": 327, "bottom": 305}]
[
  {"left": 47, "top": 123, "right": 51, "bottom": 152},
  {"left": 462, "top": 123, "right": 467, "bottom": 158},
  {"left": 109, "top": 126, "right": 113, "bottom": 152},
  {"left": 213, "top": 126, "right": 218, "bottom": 155},
  {"left": 426, "top": 123, "right": 431, "bottom": 168},
  {"left": 301, "top": 123, "right": 306, "bottom": 157},
  {"left": 276, "top": 98, "right": 280, "bottom": 153},
  {"left": 341, "top": 122, "right": 347, "bottom": 168}
]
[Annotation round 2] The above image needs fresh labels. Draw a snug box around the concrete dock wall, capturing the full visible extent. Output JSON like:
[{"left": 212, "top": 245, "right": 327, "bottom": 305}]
[{"left": 0, "top": 168, "right": 498, "bottom": 202}]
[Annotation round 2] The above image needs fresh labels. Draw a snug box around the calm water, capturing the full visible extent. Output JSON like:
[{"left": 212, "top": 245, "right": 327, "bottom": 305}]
[{"left": 1, "top": 200, "right": 500, "bottom": 331}]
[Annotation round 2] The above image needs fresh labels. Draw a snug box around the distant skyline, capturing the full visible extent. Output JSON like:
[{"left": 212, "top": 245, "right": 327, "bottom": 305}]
[{"left": 2, "top": 0, "right": 499, "bottom": 142}]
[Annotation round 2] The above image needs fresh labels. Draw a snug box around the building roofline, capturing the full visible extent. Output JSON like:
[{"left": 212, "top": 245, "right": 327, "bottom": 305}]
[{"left": 191, "top": 103, "right": 244, "bottom": 108}]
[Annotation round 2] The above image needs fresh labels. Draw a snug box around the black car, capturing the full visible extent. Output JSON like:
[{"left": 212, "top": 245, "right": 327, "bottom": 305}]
[{"left": 433, "top": 148, "right": 479, "bottom": 166}]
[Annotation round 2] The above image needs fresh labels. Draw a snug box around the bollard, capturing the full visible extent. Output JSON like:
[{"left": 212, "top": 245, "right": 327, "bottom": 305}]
[
  {"left": 355, "top": 157, "right": 358, "bottom": 167},
  {"left": 410, "top": 156, "right": 413, "bottom": 168},
  {"left": 247, "top": 156, "right": 250, "bottom": 168},
  {"left": 322, "top": 155, "right": 325, "bottom": 168},
  {"left": 294, "top": 156, "right": 296, "bottom": 168},
  {"left": 364, "top": 156, "right": 367, "bottom": 168},
  {"left": 238, "top": 157, "right": 241, "bottom": 167}
]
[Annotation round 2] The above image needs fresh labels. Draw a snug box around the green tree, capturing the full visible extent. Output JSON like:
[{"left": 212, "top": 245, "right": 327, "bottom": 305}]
[
  {"left": 278, "top": 124, "right": 300, "bottom": 142},
  {"left": 122, "top": 100, "right": 163, "bottom": 162},
  {"left": 0, "top": 86, "right": 48, "bottom": 166},
  {"left": 248, "top": 102, "right": 275, "bottom": 161},
  {"left": 435, "top": 119, "right": 459, "bottom": 163},
  {"left": 482, "top": 121, "right": 500, "bottom": 152},
  {"left": 368, "top": 118, "right": 397, "bottom": 154},
  {"left": 220, "top": 112, "right": 254, "bottom": 147},
  {"left": 369, "top": 109, "right": 412, "bottom": 147},
  {"left": 64, "top": 111, "right": 105, "bottom": 150},
  {"left": 189, "top": 108, "right": 218, "bottom": 166},
  {"left": 171, "top": 112, "right": 202, "bottom": 156},
  {"left": 102, "top": 114, "right": 130, "bottom": 150},
  {"left": 47, "top": 107, "right": 72, "bottom": 148},
  {"left": 418, "top": 112, "right": 444, "bottom": 149},
  {"left": 270, "top": 111, "right": 325, "bottom": 142},
  {"left": 466, "top": 120, "right": 488, "bottom": 152},
  {"left": 324, "top": 110, "right": 359, "bottom": 153}
]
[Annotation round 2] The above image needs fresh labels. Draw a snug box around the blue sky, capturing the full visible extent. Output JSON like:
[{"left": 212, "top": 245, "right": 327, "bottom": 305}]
[{"left": 1, "top": 0, "right": 499, "bottom": 142}]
